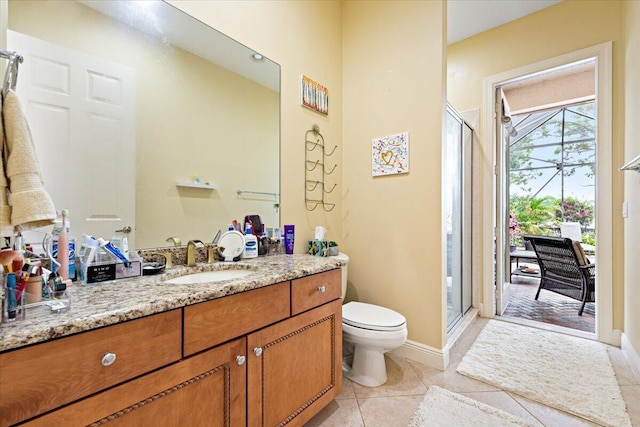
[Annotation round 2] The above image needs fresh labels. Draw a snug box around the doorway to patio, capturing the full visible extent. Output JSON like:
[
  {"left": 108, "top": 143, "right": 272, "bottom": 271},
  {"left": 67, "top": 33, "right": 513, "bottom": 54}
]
[
  {"left": 483, "top": 43, "right": 614, "bottom": 343},
  {"left": 504, "top": 91, "right": 596, "bottom": 333}
]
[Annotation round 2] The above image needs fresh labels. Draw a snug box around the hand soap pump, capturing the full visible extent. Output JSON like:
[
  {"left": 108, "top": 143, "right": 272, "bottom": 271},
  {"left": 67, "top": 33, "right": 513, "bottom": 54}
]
[{"left": 242, "top": 224, "right": 258, "bottom": 259}]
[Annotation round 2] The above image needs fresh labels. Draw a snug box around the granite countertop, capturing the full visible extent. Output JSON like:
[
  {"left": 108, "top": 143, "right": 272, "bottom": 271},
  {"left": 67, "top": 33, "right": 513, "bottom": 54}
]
[{"left": 0, "top": 254, "right": 345, "bottom": 352}]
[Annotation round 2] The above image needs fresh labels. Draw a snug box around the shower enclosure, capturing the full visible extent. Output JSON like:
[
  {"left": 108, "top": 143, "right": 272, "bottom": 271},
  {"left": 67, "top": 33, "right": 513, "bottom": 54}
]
[{"left": 445, "top": 104, "right": 473, "bottom": 330}]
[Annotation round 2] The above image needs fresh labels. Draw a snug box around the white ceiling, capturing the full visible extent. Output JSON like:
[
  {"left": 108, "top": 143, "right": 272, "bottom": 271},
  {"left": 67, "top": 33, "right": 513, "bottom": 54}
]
[
  {"left": 448, "top": 0, "right": 562, "bottom": 45},
  {"left": 79, "top": 0, "right": 280, "bottom": 91}
]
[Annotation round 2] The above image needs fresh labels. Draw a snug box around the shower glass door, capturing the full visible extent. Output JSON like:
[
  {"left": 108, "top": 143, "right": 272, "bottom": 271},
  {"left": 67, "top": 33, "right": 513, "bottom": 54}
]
[{"left": 445, "top": 104, "right": 473, "bottom": 330}]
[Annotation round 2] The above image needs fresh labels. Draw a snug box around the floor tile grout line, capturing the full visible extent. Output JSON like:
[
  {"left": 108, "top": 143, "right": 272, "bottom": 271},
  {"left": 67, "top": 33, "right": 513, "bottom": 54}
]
[
  {"left": 353, "top": 394, "right": 367, "bottom": 427},
  {"left": 501, "top": 390, "right": 548, "bottom": 427}
]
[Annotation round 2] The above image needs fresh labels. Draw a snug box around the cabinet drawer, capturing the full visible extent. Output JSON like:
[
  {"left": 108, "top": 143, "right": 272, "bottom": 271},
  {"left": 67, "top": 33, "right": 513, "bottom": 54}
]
[
  {"left": 0, "top": 309, "right": 182, "bottom": 427},
  {"left": 291, "top": 269, "right": 341, "bottom": 316},
  {"left": 24, "top": 338, "right": 247, "bottom": 427},
  {"left": 184, "top": 281, "right": 290, "bottom": 356}
]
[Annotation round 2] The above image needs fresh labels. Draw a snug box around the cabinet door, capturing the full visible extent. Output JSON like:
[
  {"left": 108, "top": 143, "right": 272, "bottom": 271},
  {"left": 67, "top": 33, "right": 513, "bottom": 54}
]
[
  {"left": 247, "top": 300, "right": 342, "bottom": 427},
  {"left": 25, "top": 338, "right": 247, "bottom": 427}
]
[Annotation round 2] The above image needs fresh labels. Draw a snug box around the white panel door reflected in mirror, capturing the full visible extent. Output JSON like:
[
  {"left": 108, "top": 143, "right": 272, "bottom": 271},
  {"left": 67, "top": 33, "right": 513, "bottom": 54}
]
[{"left": 7, "top": 0, "right": 280, "bottom": 250}]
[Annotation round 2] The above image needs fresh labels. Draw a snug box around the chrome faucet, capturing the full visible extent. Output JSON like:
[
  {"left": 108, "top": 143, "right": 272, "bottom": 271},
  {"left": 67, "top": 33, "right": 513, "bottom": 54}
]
[{"left": 187, "top": 240, "right": 205, "bottom": 266}]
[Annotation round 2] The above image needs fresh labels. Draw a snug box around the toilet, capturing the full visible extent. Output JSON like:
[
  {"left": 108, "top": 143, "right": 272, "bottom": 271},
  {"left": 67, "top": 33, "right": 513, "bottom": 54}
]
[{"left": 334, "top": 253, "right": 408, "bottom": 387}]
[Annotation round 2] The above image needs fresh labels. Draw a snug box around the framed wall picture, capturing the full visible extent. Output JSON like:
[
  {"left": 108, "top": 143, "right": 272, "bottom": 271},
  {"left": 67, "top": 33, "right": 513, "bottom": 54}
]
[
  {"left": 372, "top": 131, "right": 409, "bottom": 176},
  {"left": 301, "top": 74, "right": 328, "bottom": 116}
]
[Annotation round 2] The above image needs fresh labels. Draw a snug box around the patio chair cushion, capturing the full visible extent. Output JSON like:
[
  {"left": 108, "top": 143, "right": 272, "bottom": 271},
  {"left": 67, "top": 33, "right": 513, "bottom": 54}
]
[{"left": 573, "top": 241, "right": 588, "bottom": 266}]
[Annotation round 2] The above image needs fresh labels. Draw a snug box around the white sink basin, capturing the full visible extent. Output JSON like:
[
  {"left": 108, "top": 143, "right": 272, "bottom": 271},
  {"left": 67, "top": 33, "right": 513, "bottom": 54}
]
[{"left": 164, "top": 269, "right": 254, "bottom": 284}]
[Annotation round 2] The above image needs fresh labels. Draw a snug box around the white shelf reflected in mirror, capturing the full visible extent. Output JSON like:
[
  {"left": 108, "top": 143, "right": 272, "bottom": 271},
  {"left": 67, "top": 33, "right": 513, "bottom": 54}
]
[{"left": 175, "top": 182, "right": 217, "bottom": 190}]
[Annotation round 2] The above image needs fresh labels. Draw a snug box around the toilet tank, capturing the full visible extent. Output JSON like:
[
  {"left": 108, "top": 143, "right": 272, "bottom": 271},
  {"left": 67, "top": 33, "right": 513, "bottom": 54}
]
[{"left": 333, "top": 253, "right": 349, "bottom": 301}]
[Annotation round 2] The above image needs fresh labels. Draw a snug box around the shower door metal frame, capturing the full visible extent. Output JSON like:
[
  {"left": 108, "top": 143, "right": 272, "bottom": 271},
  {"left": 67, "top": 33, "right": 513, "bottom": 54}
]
[{"left": 445, "top": 104, "right": 473, "bottom": 331}]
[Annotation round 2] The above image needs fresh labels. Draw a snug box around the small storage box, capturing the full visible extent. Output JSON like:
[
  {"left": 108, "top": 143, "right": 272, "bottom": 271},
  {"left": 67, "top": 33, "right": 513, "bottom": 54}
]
[
  {"left": 307, "top": 240, "right": 339, "bottom": 257},
  {"left": 83, "top": 256, "right": 142, "bottom": 284}
]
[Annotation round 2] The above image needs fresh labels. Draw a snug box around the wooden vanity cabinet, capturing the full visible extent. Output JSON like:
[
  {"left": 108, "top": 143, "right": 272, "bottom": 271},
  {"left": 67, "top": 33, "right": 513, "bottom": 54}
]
[
  {"left": 183, "top": 270, "right": 342, "bottom": 426},
  {"left": 1, "top": 268, "right": 342, "bottom": 426}
]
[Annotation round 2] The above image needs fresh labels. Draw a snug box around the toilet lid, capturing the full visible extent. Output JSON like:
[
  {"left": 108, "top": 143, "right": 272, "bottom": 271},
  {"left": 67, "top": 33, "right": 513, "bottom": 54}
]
[{"left": 342, "top": 302, "right": 406, "bottom": 331}]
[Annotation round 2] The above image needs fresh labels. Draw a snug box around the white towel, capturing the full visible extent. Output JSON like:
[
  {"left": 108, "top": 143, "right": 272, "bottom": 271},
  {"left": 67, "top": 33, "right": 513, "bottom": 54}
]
[
  {"left": 0, "top": 96, "right": 14, "bottom": 236},
  {"left": 2, "top": 90, "right": 56, "bottom": 230}
]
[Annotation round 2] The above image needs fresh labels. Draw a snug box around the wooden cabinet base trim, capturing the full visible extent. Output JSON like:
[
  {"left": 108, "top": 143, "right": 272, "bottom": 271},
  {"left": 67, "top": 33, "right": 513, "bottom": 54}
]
[{"left": 280, "top": 383, "right": 335, "bottom": 427}]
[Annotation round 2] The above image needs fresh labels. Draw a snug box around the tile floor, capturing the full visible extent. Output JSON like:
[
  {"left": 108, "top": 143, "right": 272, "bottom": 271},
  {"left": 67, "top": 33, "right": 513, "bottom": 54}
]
[{"left": 305, "top": 317, "right": 640, "bottom": 426}]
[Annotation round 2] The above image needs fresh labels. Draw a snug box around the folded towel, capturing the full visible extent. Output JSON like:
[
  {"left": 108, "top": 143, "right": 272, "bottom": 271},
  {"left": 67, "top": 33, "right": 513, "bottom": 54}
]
[
  {"left": 2, "top": 90, "right": 56, "bottom": 230},
  {"left": 0, "top": 98, "right": 13, "bottom": 236}
]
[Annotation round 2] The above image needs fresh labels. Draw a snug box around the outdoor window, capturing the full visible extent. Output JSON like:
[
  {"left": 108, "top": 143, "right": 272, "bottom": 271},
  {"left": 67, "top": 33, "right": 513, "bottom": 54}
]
[{"left": 508, "top": 101, "right": 595, "bottom": 249}]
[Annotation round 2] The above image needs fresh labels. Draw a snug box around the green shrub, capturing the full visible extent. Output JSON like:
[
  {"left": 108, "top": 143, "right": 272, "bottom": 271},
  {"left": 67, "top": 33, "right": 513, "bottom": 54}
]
[{"left": 509, "top": 195, "right": 595, "bottom": 247}]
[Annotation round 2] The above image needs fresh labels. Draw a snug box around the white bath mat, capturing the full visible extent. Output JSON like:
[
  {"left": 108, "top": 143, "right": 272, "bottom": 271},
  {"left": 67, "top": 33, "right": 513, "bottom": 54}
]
[
  {"left": 457, "top": 320, "right": 631, "bottom": 427},
  {"left": 408, "top": 386, "right": 535, "bottom": 427}
]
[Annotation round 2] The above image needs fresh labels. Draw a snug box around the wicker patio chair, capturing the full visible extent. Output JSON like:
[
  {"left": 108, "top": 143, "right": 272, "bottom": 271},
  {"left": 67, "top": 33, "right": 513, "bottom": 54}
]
[{"left": 523, "top": 235, "right": 595, "bottom": 316}]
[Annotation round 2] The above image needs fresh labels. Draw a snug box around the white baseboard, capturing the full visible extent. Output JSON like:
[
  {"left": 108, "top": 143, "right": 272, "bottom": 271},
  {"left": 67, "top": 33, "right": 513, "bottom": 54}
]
[
  {"left": 391, "top": 339, "right": 447, "bottom": 370},
  {"left": 391, "top": 309, "right": 480, "bottom": 371},
  {"left": 621, "top": 333, "right": 640, "bottom": 383},
  {"left": 611, "top": 328, "right": 623, "bottom": 347}
]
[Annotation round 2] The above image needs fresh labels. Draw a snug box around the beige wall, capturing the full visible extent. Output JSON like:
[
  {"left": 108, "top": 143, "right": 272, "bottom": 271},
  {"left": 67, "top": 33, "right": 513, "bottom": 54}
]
[
  {"left": 448, "top": 0, "right": 626, "bottom": 330},
  {"left": 176, "top": 1, "right": 447, "bottom": 349},
  {"left": 170, "top": 0, "right": 344, "bottom": 252},
  {"left": 623, "top": 0, "right": 640, "bottom": 364},
  {"left": 9, "top": 1, "right": 279, "bottom": 248},
  {"left": 342, "top": 1, "right": 447, "bottom": 347}
]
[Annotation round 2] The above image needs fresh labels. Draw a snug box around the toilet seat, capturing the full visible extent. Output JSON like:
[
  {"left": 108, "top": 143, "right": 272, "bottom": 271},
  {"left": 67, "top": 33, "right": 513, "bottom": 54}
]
[{"left": 342, "top": 302, "right": 406, "bottom": 332}]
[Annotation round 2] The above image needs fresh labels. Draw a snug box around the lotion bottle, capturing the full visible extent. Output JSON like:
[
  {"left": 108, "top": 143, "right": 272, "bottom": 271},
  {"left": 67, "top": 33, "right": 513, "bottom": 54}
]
[{"left": 242, "top": 225, "right": 258, "bottom": 259}]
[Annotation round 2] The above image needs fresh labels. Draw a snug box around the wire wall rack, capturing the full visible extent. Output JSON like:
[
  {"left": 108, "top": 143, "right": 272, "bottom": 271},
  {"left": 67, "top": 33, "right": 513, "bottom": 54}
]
[{"left": 305, "top": 124, "right": 337, "bottom": 211}]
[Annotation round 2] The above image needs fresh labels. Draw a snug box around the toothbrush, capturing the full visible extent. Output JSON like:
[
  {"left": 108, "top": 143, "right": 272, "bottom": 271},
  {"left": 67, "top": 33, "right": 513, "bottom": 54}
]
[
  {"left": 97, "top": 238, "right": 130, "bottom": 267},
  {"left": 6, "top": 273, "right": 16, "bottom": 319}
]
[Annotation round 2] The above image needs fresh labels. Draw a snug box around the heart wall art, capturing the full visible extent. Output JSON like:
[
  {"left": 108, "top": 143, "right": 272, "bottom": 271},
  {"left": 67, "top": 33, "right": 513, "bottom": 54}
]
[{"left": 371, "top": 131, "right": 409, "bottom": 176}]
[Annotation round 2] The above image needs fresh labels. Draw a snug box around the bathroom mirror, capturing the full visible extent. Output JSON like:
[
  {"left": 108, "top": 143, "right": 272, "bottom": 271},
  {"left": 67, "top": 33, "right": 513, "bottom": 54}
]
[{"left": 6, "top": 0, "right": 280, "bottom": 250}]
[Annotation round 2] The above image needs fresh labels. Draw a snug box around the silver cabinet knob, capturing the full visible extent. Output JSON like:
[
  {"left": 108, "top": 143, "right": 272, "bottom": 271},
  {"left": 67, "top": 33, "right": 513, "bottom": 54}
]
[
  {"left": 115, "top": 226, "right": 132, "bottom": 234},
  {"left": 254, "top": 347, "right": 263, "bottom": 357},
  {"left": 101, "top": 352, "right": 117, "bottom": 367},
  {"left": 236, "top": 355, "right": 246, "bottom": 365},
  {"left": 318, "top": 286, "right": 326, "bottom": 293}
]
